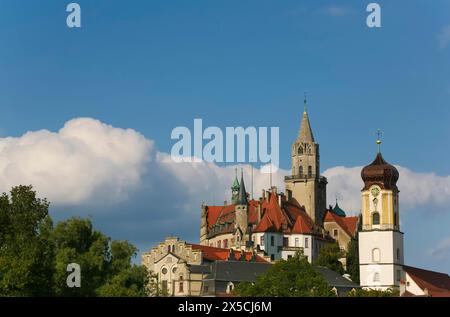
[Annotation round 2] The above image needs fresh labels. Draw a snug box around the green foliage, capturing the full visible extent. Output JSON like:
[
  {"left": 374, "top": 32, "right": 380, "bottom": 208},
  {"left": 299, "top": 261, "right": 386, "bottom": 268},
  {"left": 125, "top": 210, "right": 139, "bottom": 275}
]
[
  {"left": 234, "top": 251, "right": 335, "bottom": 297},
  {"left": 316, "top": 242, "right": 344, "bottom": 275},
  {"left": 0, "top": 185, "right": 150, "bottom": 297},
  {"left": 51, "top": 217, "right": 110, "bottom": 296},
  {"left": 0, "top": 186, "right": 54, "bottom": 296},
  {"left": 346, "top": 239, "right": 359, "bottom": 283},
  {"left": 348, "top": 288, "right": 399, "bottom": 297}
]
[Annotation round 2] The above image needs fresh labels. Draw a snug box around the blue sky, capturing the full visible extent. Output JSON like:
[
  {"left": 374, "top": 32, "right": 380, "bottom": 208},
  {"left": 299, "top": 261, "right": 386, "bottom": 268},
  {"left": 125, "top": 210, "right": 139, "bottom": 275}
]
[{"left": 1, "top": 1, "right": 450, "bottom": 273}]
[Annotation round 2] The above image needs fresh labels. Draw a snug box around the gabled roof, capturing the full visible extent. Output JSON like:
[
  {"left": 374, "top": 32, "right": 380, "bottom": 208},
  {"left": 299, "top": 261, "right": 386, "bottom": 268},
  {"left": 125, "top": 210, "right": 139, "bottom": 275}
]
[
  {"left": 291, "top": 214, "right": 313, "bottom": 234},
  {"left": 253, "top": 192, "right": 284, "bottom": 233},
  {"left": 323, "top": 210, "right": 358, "bottom": 238},
  {"left": 404, "top": 265, "right": 450, "bottom": 297}
]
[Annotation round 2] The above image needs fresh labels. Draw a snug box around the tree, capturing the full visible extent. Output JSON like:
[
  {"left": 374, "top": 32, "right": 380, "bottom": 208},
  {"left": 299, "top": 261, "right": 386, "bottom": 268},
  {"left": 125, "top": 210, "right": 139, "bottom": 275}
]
[
  {"left": 0, "top": 185, "right": 55, "bottom": 296},
  {"left": 97, "top": 240, "right": 149, "bottom": 297},
  {"left": 0, "top": 185, "right": 156, "bottom": 297},
  {"left": 346, "top": 238, "right": 359, "bottom": 283},
  {"left": 316, "top": 242, "right": 344, "bottom": 275},
  {"left": 348, "top": 288, "right": 399, "bottom": 297},
  {"left": 51, "top": 217, "right": 110, "bottom": 296},
  {"left": 234, "top": 251, "right": 335, "bottom": 297}
]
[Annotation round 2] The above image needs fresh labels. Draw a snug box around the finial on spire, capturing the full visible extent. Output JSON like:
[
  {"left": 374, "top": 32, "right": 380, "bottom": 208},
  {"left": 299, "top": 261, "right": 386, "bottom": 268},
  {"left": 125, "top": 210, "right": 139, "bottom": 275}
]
[
  {"left": 303, "top": 92, "right": 307, "bottom": 113},
  {"left": 375, "top": 129, "right": 383, "bottom": 153}
]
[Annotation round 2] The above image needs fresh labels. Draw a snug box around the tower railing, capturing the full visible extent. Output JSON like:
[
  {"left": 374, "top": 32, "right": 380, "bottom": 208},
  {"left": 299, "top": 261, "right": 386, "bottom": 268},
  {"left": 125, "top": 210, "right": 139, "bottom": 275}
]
[{"left": 284, "top": 174, "right": 327, "bottom": 182}]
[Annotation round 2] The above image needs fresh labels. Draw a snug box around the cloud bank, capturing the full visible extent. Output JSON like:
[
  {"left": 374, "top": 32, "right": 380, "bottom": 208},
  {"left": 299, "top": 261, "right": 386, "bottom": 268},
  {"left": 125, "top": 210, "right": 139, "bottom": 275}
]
[
  {"left": 0, "top": 118, "right": 152, "bottom": 206},
  {"left": 1, "top": 117, "right": 450, "bottom": 250}
]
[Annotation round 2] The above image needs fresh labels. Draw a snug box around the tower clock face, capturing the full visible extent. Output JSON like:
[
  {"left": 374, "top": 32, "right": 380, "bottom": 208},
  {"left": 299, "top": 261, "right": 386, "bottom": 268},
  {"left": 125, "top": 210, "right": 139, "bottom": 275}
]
[{"left": 371, "top": 187, "right": 380, "bottom": 197}]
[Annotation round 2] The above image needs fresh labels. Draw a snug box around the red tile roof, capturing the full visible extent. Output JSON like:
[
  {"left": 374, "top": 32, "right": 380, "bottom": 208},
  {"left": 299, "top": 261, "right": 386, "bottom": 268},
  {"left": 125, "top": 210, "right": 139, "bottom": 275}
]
[
  {"left": 188, "top": 243, "right": 267, "bottom": 263},
  {"left": 206, "top": 192, "right": 324, "bottom": 237},
  {"left": 291, "top": 214, "right": 313, "bottom": 234},
  {"left": 404, "top": 265, "right": 450, "bottom": 297},
  {"left": 323, "top": 210, "right": 358, "bottom": 238}
]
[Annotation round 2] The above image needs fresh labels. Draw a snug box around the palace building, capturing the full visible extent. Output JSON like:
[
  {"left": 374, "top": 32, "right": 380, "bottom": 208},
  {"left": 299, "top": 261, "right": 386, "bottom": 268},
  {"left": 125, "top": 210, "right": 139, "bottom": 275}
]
[{"left": 142, "top": 98, "right": 450, "bottom": 297}]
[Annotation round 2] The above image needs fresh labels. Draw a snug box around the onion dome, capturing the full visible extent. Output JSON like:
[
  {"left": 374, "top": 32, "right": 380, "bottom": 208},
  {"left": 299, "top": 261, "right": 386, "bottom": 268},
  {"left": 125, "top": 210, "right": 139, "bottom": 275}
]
[
  {"left": 332, "top": 201, "right": 346, "bottom": 217},
  {"left": 361, "top": 152, "right": 399, "bottom": 191}
]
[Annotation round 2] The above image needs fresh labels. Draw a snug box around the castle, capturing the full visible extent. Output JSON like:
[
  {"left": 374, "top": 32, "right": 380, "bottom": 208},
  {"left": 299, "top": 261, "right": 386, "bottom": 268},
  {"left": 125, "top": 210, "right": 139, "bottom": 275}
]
[
  {"left": 199, "top": 99, "right": 358, "bottom": 264},
  {"left": 142, "top": 99, "right": 450, "bottom": 296}
]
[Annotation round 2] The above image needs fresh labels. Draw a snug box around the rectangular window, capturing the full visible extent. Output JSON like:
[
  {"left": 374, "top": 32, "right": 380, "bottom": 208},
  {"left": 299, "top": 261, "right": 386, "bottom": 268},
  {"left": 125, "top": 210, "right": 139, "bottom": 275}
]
[
  {"left": 270, "top": 236, "right": 275, "bottom": 247},
  {"left": 260, "top": 236, "right": 264, "bottom": 245},
  {"left": 287, "top": 255, "right": 292, "bottom": 259},
  {"left": 295, "top": 238, "right": 299, "bottom": 247},
  {"left": 270, "top": 254, "right": 274, "bottom": 261},
  {"left": 204, "top": 286, "right": 209, "bottom": 293},
  {"left": 283, "top": 237, "right": 289, "bottom": 247},
  {"left": 223, "top": 239, "right": 228, "bottom": 249},
  {"left": 333, "top": 229, "right": 338, "bottom": 237},
  {"left": 305, "top": 238, "right": 309, "bottom": 249},
  {"left": 179, "top": 282, "right": 184, "bottom": 293},
  {"left": 397, "top": 270, "right": 401, "bottom": 282}
]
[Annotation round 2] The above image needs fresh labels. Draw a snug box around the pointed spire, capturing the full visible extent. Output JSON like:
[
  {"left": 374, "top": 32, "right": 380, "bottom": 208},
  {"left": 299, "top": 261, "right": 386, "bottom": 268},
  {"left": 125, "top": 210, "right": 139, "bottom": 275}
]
[
  {"left": 298, "top": 98, "right": 315, "bottom": 142},
  {"left": 231, "top": 168, "right": 240, "bottom": 191},
  {"left": 237, "top": 169, "right": 248, "bottom": 205}
]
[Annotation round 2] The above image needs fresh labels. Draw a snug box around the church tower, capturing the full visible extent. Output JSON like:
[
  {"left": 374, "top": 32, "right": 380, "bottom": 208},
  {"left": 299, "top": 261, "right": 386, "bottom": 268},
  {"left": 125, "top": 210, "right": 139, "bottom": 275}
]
[
  {"left": 285, "top": 98, "right": 327, "bottom": 225},
  {"left": 359, "top": 134, "right": 404, "bottom": 290},
  {"left": 234, "top": 170, "right": 249, "bottom": 249}
]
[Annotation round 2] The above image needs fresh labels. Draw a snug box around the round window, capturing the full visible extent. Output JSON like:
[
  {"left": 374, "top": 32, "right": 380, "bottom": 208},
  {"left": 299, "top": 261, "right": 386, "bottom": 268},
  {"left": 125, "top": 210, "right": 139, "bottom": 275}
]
[
  {"left": 162, "top": 268, "right": 168, "bottom": 275},
  {"left": 172, "top": 267, "right": 177, "bottom": 273}
]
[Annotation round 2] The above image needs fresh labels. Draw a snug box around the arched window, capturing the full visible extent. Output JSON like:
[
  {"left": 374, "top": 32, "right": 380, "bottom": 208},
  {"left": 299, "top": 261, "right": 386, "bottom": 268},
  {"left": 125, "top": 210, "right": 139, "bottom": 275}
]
[
  {"left": 397, "top": 248, "right": 400, "bottom": 260},
  {"left": 298, "top": 146, "right": 303, "bottom": 155},
  {"left": 299, "top": 166, "right": 303, "bottom": 177},
  {"left": 179, "top": 275, "right": 184, "bottom": 293},
  {"left": 372, "top": 248, "right": 380, "bottom": 262},
  {"left": 394, "top": 212, "right": 398, "bottom": 226},
  {"left": 226, "top": 282, "right": 235, "bottom": 294},
  {"left": 308, "top": 166, "right": 312, "bottom": 177},
  {"left": 372, "top": 212, "right": 380, "bottom": 225},
  {"left": 373, "top": 272, "right": 380, "bottom": 282}
]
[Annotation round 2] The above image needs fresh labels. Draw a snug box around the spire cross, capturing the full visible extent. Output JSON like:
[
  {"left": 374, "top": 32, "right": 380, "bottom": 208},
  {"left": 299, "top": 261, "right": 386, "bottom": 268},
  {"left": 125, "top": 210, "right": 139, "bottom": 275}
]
[
  {"left": 303, "top": 92, "right": 307, "bottom": 113},
  {"left": 375, "top": 129, "right": 383, "bottom": 153}
]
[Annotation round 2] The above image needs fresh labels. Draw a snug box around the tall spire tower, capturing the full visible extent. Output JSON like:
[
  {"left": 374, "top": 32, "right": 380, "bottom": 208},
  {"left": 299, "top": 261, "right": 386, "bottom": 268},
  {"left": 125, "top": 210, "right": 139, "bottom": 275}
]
[{"left": 285, "top": 97, "right": 327, "bottom": 225}]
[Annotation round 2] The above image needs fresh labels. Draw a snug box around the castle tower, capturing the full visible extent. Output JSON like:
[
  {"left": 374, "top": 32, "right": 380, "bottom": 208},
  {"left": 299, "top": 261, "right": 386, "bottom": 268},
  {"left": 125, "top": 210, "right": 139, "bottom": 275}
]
[
  {"left": 200, "top": 203, "right": 208, "bottom": 245},
  {"left": 231, "top": 168, "right": 240, "bottom": 204},
  {"left": 285, "top": 98, "right": 327, "bottom": 225},
  {"left": 359, "top": 134, "right": 404, "bottom": 290},
  {"left": 234, "top": 170, "right": 249, "bottom": 248}
]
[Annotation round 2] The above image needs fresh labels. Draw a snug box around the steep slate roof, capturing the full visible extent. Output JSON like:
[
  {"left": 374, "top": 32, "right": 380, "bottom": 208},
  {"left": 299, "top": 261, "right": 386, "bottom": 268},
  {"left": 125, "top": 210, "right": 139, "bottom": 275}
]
[
  {"left": 206, "top": 261, "right": 271, "bottom": 282},
  {"left": 403, "top": 265, "right": 450, "bottom": 297},
  {"left": 298, "top": 108, "right": 315, "bottom": 143},
  {"left": 314, "top": 266, "right": 360, "bottom": 296},
  {"left": 188, "top": 243, "right": 268, "bottom": 263}
]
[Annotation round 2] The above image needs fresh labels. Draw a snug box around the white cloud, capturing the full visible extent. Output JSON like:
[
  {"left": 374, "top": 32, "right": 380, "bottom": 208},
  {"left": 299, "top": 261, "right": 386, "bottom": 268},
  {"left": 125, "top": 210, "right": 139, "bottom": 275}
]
[
  {"left": 0, "top": 118, "right": 152, "bottom": 206},
  {"left": 323, "top": 165, "right": 450, "bottom": 214},
  {"left": 437, "top": 25, "right": 450, "bottom": 48},
  {"left": 1, "top": 117, "right": 450, "bottom": 218}
]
